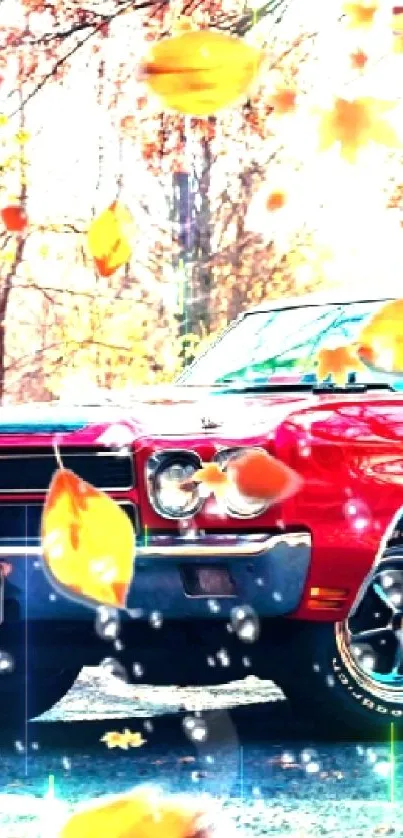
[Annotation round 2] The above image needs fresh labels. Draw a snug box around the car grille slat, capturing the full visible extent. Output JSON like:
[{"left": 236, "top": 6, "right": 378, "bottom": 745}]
[
  {"left": 0, "top": 447, "right": 134, "bottom": 492},
  {"left": 0, "top": 502, "right": 136, "bottom": 541}
]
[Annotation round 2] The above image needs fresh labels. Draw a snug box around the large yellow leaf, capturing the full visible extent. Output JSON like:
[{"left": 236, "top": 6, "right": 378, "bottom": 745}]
[
  {"left": 141, "top": 30, "right": 262, "bottom": 116},
  {"left": 41, "top": 468, "right": 135, "bottom": 608},
  {"left": 59, "top": 788, "right": 212, "bottom": 838}
]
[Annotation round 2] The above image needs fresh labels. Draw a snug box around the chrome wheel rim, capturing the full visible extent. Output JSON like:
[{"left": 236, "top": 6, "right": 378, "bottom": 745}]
[{"left": 336, "top": 554, "right": 403, "bottom": 704}]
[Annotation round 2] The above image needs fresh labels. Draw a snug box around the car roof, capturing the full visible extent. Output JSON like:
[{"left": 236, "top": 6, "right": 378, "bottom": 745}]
[{"left": 244, "top": 287, "right": 399, "bottom": 315}]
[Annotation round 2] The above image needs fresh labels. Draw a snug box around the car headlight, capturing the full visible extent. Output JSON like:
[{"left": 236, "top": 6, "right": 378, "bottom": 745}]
[
  {"left": 146, "top": 451, "right": 204, "bottom": 519},
  {"left": 215, "top": 447, "right": 270, "bottom": 519}
]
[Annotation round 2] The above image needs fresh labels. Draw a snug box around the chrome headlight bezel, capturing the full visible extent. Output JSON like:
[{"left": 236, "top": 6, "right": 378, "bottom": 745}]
[
  {"left": 146, "top": 449, "right": 204, "bottom": 520},
  {"left": 214, "top": 446, "right": 271, "bottom": 519}
]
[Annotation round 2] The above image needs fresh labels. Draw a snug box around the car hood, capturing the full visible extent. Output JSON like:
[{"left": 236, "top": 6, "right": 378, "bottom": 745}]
[{"left": 1, "top": 387, "right": 403, "bottom": 449}]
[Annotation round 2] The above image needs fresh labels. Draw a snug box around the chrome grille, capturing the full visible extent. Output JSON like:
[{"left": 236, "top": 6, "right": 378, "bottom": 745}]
[{"left": 0, "top": 447, "right": 134, "bottom": 492}]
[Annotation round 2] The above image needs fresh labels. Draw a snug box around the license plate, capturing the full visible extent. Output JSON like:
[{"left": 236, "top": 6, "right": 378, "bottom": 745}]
[{"left": 181, "top": 565, "right": 236, "bottom": 597}]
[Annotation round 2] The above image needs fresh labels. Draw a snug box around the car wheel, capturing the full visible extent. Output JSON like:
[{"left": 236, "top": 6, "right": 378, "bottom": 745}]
[
  {"left": 275, "top": 552, "right": 403, "bottom": 737},
  {"left": 0, "top": 664, "right": 81, "bottom": 725}
]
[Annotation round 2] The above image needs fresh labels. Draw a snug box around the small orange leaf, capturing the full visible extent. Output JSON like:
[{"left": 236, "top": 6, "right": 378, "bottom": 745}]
[
  {"left": 267, "top": 86, "right": 297, "bottom": 115},
  {"left": 41, "top": 468, "right": 135, "bottom": 608},
  {"left": 350, "top": 49, "right": 369, "bottom": 69},
  {"left": 265, "top": 190, "right": 287, "bottom": 212},
  {"left": 318, "top": 96, "right": 399, "bottom": 163},
  {"left": 315, "top": 344, "right": 365, "bottom": 385},
  {"left": 1, "top": 205, "right": 27, "bottom": 232},
  {"left": 343, "top": 1, "right": 378, "bottom": 28}
]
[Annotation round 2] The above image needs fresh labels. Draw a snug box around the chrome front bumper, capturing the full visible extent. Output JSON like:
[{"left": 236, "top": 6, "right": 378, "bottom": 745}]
[{"left": 0, "top": 531, "right": 312, "bottom": 620}]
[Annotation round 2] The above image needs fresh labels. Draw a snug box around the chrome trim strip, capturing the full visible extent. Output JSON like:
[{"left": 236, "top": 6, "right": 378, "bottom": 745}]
[{"left": 0, "top": 532, "right": 311, "bottom": 559}]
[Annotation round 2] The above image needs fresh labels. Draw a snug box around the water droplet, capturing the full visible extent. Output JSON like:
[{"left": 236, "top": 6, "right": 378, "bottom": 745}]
[
  {"left": 15, "top": 741, "right": 24, "bottom": 753},
  {"left": 313, "top": 663, "right": 320, "bottom": 672},
  {"left": 143, "top": 720, "right": 153, "bottom": 733},
  {"left": 33, "top": 560, "right": 41, "bottom": 569},
  {"left": 343, "top": 498, "right": 372, "bottom": 532},
  {"left": 301, "top": 748, "right": 318, "bottom": 764},
  {"left": 281, "top": 751, "right": 295, "bottom": 765},
  {"left": 255, "top": 577, "right": 264, "bottom": 586},
  {"left": 191, "top": 770, "right": 201, "bottom": 782},
  {"left": 149, "top": 611, "right": 163, "bottom": 629},
  {"left": 182, "top": 715, "right": 208, "bottom": 743},
  {"left": 95, "top": 606, "right": 120, "bottom": 640},
  {"left": 31, "top": 742, "right": 39, "bottom": 751},
  {"left": 366, "top": 748, "right": 377, "bottom": 764},
  {"left": 272, "top": 591, "right": 282, "bottom": 602},
  {"left": 127, "top": 608, "right": 143, "bottom": 620},
  {"left": 326, "top": 674, "right": 335, "bottom": 687},
  {"left": 133, "top": 662, "right": 144, "bottom": 678},
  {"left": 217, "top": 648, "right": 230, "bottom": 667},
  {"left": 205, "top": 755, "right": 214, "bottom": 764},
  {"left": 305, "top": 761, "right": 321, "bottom": 774},
  {"left": 230, "top": 605, "right": 260, "bottom": 643},
  {"left": 0, "top": 651, "right": 14, "bottom": 673},
  {"left": 226, "top": 623, "right": 233, "bottom": 633},
  {"left": 373, "top": 761, "right": 391, "bottom": 778},
  {"left": 207, "top": 656, "right": 216, "bottom": 667},
  {"left": 62, "top": 756, "right": 71, "bottom": 770},
  {"left": 114, "top": 639, "right": 123, "bottom": 652},
  {"left": 49, "top": 593, "right": 57, "bottom": 602},
  {"left": 356, "top": 745, "right": 365, "bottom": 756},
  {"left": 207, "top": 599, "right": 220, "bottom": 614},
  {"left": 242, "top": 656, "right": 251, "bottom": 667},
  {"left": 100, "top": 657, "right": 128, "bottom": 682},
  {"left": 252, "top": 786, "right": 261, "bottom": 796}
]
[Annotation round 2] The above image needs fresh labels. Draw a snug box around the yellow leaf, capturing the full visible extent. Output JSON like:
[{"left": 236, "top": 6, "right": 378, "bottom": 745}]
[
  {"left": 41, "top": 468, "right": 135, "bottom": 608},
  {"left": 14, "top": 130, "right": 30, "bottom": 144},
  {"left": 318, "top": 97, "right": 399, "bottom": 163},
  {"left": 0, "top": 115, "right": 8, "bottom": 126},
  {"left": 87, "top": 201, "right": 134, "bottom": 277}
]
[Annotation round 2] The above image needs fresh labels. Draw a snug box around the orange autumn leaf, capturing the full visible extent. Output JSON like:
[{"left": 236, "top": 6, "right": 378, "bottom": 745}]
[
  {"left": 227, "top": 449, "right": 302, "bottom": 503},
  {"left": 343, "top": 1, "right": 378, "bottom": 28},
  {"left": 315, "top": 344, "right": 365, "bottom": 385},
  {"left": 59, "top": 787, "right": 215, "bottom": 838},
  {"left": 1, "top": 204, "right": 27, "bottom": 232},
  {"left": 190, "top": 461, "right": 230, "bottom": 500},
  {"left": 41, "top": 468, "right": 135, "bottom": 608},
  {"left": 356, "top": 299, "right": 403, "bottom": 374},
  {"left": 267, "top": 86, "right": 297, "bottom": 115},
  {"left": 265, "top": 190, "right": 287, "bottom": 211},
  {"left": 318, "top": 97, "right": 399, "bottom": 163},
  {"left": 87, "top": 201, "right": 134, "bottom": 277},
  {"left": 350, "top": 49, "right": 369, "bottom": 69}
]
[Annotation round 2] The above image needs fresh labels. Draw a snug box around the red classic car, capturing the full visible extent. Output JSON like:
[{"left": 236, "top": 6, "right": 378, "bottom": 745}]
[{"left": 1, "top": 288, "right": 403, "bottom": 736}]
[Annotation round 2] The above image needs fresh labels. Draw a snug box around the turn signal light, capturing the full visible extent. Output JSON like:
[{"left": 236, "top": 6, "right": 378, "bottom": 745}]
[{"left": 307, "top": 586, "right": 349, "bottom": 611}]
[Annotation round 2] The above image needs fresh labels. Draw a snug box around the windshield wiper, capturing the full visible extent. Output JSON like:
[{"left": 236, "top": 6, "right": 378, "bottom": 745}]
[{"left": 213, "top": 381, "right": 396, "bottom": 394}]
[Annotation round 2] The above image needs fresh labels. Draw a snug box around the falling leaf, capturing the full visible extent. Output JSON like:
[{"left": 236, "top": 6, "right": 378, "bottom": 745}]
[
  {"left": 227, "top": 448, "right": 302, "bottom": 503},
  {"left": 350, "top": 49, "right": 369, "bottom": 69},
  {"left": 87, "top": 201, "right": 134, "bottom": 277},
  {"left": 189, "top": 462, "right": 230, "bottom": 501},
  {"left": 267, "top": 86, "right": 297, "bottom": 115},
  {"left": 41, "top": 468, "right": 135, "bottom": 608},
  {"left": 265, "top": 190, "right": 288, "bottom": 211},
  {"left": 1, "top": 205, "right": 28, "bottom": 232},
  {"left": 101, "top": 729, "right": 146, "bottom": 750},
  {"left": 315, "top": 344, "right": 365, "bottom": 384},
  {"left": 343, "top": 1, "right": 379, "bottom": 29},
  {"left": 100, "top": 730, "right": 130, "bottom": 750},
  {"left": 318, "top": 97, "right": 399, "bottom": 163},
  {"left": 141, "top": 30, "right": 262, "bottom": 116},
  {"left": 356, "top": 299, "right": 403, "bottom": 374},
  {"left": 59, "top": 787, "right": 216, "bottom": 838}
]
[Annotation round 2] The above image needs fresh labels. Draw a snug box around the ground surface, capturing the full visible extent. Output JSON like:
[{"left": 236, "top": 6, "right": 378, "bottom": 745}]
[{"left": 0, "top": 668, "right": 402, "bottom": 837}]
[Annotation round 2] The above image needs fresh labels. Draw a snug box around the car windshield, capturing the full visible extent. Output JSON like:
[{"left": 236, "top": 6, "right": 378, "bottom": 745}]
[{"left": 178, "top": 299, "right": 401, "bottom": 388}]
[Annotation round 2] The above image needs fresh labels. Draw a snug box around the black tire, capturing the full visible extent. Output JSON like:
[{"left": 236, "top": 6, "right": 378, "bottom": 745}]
[
  {"left": 274, "top": 621, "right": 403, "bottom": 739},
  {"left": 0, "top": 665, "right": 81, "bottom": 726}
]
